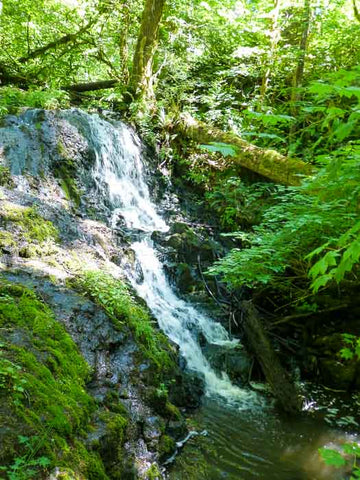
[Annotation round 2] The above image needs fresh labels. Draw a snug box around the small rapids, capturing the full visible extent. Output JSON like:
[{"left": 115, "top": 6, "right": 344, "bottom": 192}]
[{"left": 85, "top": 113, "right": 261, "bottom": 409}]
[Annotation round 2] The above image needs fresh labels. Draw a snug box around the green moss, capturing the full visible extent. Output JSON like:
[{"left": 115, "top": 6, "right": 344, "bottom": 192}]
[
  {"left": 101, "top": 411, "right": 128, "bottom": 445},
  {"left": 73, "top": 270, "right": 175, "bottom": 371},
  {"left": 0, "top": 202, "right": 59, "bottom": 243},
  {"left": 56, "top": 165, "right": 81, "bottom": 208},
  {"left": 164, "top": 402, "right": 181, "bottom": 420},
  {"left": 103, "top": 390, "right": 128, "bottom": 415},
  {"left": 158, "top": 435, "right": 176, "bottom": 460},
  {"left": 54, "top": 147, "right": 81, "bottom": 208},
  {"left": 97, "top": 411, "right": 128, "bottom": 479},
  {"left": 0, "top": 166, "right": 14, "bottom": 188},
  {"left": 63, "top": 440, "right": 109, "bottom": 480},
  {"left": 0, "top": 280, "right": 99, "bottom": 478},
  {"left": 0, "top": 231, "right": 15, "bottom": 250},
  {"left": 145, "top": 463, "right": 161, "bottom": 479}
]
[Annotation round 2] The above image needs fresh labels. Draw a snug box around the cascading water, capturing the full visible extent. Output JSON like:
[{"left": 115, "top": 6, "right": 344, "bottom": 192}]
[
  {"left": 85, "top": 113, "right": 260, "bottom": 409},
  {"left": 1, "top": 109, "right": 353, "bottom": 479}
]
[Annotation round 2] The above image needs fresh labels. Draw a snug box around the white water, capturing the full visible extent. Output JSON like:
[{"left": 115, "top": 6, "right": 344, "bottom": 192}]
[{"left": 87, "top": 113, "right": 260, "bottom": 408}]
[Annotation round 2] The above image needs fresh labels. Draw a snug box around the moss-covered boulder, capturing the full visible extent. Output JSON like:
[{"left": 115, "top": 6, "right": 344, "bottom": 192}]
[{"left": 0, "top": 280, "right": 99, "bottom": 478}]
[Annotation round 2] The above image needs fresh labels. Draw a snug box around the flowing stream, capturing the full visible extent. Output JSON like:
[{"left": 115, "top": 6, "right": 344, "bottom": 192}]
[
  {"left": 87, "top": 114, "right": 260, "bottom": 409},
  {"left": 0, "top": 109, "right": 356, "bottom": 478},
  {"left": 77, "top": 112, "right": 355, "bottom": 479}
]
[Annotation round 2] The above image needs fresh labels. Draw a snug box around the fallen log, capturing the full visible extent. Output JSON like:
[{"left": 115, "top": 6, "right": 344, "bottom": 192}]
[
  {"left": 178, "top": 113, "right": 315, "bottom": 186},
  {"left": 241, "top": 300, "right": 302, "bottom": 413},
  {"left": 62, "top": 79, "right": 119, "bottom": 92}
]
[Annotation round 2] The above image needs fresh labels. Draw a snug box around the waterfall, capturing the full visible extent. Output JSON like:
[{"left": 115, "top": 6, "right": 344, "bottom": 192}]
[{"left": 82, "top": 113, "right": 260, "bottom": 409}]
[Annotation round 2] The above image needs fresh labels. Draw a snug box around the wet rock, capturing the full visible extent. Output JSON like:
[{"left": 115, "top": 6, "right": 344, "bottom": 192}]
[
  {"left": 175, "top": 263, "right": 200, "bottom": 293},
  {"left": 168, "top": 372, "right": 205, "bottom": 409},
  {"left": 165, "top": 420, "right": 188, "bottom": 441},
  {"left": 143, "top": 416, "right": 163, "bottom": 447}
]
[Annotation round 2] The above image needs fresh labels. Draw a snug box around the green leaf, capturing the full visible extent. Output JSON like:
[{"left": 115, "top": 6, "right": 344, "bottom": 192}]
[
  {"left": 333, "top": 121, "right": 356, "bottom": 141},
  {"left": 305, "top": 242, "right": 329, "bottom": 261},
  {"left": 199, "top": 142, "right": 237, "bottom": 157},
  {"left": 18, "top": 436, "right": 30, "bottom": 444},
  {"left": 343, "top": 443, "right": 360, "bottom": 456},
  {"left": 319, "top": 448, "right": 346, "bottom": 467},
  {"left": 339, "top": 348, "right": 354, "bottom": 360},
  {"left": 37, "top": 457, "right": 51, "bottom": 467},
  {"left": 311, "top": 274, "right": 333, "bottom": 292}
]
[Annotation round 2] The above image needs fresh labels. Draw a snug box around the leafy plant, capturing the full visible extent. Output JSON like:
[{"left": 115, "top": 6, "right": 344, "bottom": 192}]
[
  {"left": 0, "top": 436, "right": 51, "bottom": 480},
  {"left": 205, "top": 179, "right": 275, "bottom": 230},
  {"left": 319, "top": 443, "right": 360, "bottom": 479},
  {"left": 207, "top": 140, "right": 360, "bottom": 296},
  {"left": 199, "top": 142, "right": 237, "bottom": 157},
  {"left": 340, "top": 334, "right": 360, "bottom": 361},
  {"left": 0, "top": 87, "right": 70, "bottom": 117}
]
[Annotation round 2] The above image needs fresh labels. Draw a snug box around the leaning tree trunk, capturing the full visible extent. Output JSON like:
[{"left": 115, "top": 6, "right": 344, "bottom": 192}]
[
  {"left": 177, "top": 113, "right": 315, "bottom": 186},
  {"left": 242, "top": 301, "right": 302, "bottom": 414},
  {"left": 129, "top": 0, "right": 165, "bottom": 101}
]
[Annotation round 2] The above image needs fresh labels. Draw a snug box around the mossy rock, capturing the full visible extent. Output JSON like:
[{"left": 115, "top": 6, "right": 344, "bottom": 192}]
[
  {"left": 0, "top": 279, "right": 101, "bottom": 478},
  {"left": 73, "top": 270, "right": 175, "bottom": 372},
  {"left": 55, "top": 163, "right": 81, "bottom": 208},
  {"left": 0, "top": 202, "right": 59, "bottom": 243},
  {"left": 97, "top": 411, "right": 128, "bottom": 479},
  {"left": 169, "top": 222, "right": 196, "bottom": 237},
  {"left": 0, "top": 166, "right": 14, "bottom": 188},
  {"left": 158, "top": 434, "right": 176, "bottom": 462},
  {"left": 144, "top": 463, "right": 161, "bottom": 480},
  {"left": 175, "top": 263, "right": 200, "bottom": 293},
  {"left": 0, "top": 231, "right": 16, "bottom": 253},
  {"left": 0, "top": 165, "right": 15, "bottom": 188}
]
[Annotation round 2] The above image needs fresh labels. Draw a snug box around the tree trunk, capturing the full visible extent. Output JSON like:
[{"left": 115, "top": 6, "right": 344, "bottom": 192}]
[
  {"left": 241, "top": 301, "right": 302, "bottom": 414},
  {"left": 177, "top": 113, "right": 315, "bottom": 186},
  {"left": 354, "top": 0, "right": 360, "bottom": 22},
  {"left": 260, "top": 0, "right": 281, "bottom": 102},
  {"left": 129, "top": 0, "right": 165, "bottom": 101},
  {"left": 290, "top": 0, "right": 311, "bottom": 111},
  {"left": 119, "top": 3, "right": 130, "bottom": 83}
]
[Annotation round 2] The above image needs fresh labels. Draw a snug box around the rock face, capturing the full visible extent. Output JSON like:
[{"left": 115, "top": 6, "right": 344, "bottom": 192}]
[{"left": 0, "top": 109, "right": 201, "bottom": 479}]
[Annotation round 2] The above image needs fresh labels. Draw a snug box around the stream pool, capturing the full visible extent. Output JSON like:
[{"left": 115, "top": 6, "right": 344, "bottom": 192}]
[{"left": 168, "top": 399, "right": 356, "bottom": 480}]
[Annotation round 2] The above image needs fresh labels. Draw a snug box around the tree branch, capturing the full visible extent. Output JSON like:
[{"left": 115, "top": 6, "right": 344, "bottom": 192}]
[{"left": 18, "top": 18, "right": 97, "bottom": 64}]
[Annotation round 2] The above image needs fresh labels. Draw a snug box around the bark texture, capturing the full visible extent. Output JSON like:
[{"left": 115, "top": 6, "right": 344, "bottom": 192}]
[
  {"left": 129, "top": 0, "right": 165, "bottom": 100},
  {"left": 242, "top": 301, "right": 302, "bottom": 414},
  {"left": 178, "top": 113, "right": 315, "bottom": 186}
]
